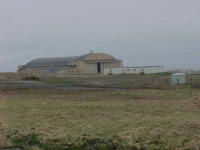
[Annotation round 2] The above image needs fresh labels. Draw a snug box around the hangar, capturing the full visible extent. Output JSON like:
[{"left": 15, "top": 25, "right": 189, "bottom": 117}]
[{"left": 18, "top": 53, "right": 123, "bottom": 75}]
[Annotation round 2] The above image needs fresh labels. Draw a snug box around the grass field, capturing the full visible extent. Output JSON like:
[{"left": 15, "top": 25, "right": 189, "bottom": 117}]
[
  {"left": 41, "top": 74, "right": 200, "bottom": 90},
  {"left": 0, "top": 86, "right": 200, "bottom": 150}
]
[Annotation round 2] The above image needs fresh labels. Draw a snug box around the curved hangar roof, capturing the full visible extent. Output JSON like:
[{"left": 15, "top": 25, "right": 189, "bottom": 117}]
[{"left": 25, "top": 53, "right": 117, "bottom": 67}]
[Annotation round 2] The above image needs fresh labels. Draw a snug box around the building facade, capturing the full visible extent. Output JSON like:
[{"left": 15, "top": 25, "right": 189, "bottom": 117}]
[
  {"left": 18, "top": 53, "right": 123, "bottom": 75},
  {"left": 104, "top": 66, "right": 165, "bottom": 75}
]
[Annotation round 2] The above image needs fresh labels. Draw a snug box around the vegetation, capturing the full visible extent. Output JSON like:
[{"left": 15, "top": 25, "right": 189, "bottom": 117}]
[
  {"left": 22, "top": 76, "right": 41, "bottom": 81},
  {"left": 40, "top": 74, "right": 194, "bottom": 90},
  {"left": 0, "top": 87, "right": 200, "bottom": 149},
  {"left": 0, "top": 73, "right": 21, "bottom": 81}
]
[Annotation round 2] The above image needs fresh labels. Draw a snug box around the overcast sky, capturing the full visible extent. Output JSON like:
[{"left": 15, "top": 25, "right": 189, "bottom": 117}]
[{"left": 1, "top": 0, "right": 200, "bottom": 72}]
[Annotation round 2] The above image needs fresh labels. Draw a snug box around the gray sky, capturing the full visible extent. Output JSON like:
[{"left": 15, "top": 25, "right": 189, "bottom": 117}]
[{"left": 1, "top": 0, "right": 200, "bottom": 72}]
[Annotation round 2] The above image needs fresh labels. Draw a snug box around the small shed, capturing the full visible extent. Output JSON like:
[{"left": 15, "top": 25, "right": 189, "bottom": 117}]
[{"left": 171, "top": 73, "right": 186, "bottom": 84}]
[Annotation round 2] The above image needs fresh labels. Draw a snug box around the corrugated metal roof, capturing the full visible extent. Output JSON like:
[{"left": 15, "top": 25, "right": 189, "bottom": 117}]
[
  {"left": 25, "top": 54, "right": 90, "bottom": 67},
  {"left": 24, "top": 53, "right": 118, "bottom": 67}
]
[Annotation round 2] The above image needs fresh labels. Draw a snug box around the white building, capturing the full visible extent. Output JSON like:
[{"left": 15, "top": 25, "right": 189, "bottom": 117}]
[
  {"left": 104, "top": 66, "right": 165, "bottom": 75},
  {"left": 171, "top": 73, "right": 186, "bottom": 84}
]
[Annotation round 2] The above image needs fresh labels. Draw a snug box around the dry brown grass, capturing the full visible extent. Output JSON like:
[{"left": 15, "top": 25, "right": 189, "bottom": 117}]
[
  {"left": 0, "top": 73, "right": 200, "bottom": 149},
  {"left": 0, "top": 88, "right": 199, "bottom": 149}
]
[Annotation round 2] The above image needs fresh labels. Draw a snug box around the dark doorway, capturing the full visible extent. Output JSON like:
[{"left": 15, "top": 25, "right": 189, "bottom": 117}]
[{"left": 97, "top": 62, "right": 101, "bottom": 73}]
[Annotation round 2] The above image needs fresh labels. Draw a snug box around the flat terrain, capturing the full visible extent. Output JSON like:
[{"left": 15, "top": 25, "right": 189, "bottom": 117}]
[
  {"left": 0, "top": 74, "right": 200, "bottom": 149},
  {"left": 0, "top": 87, "right": 200, "bottom": 150}
]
